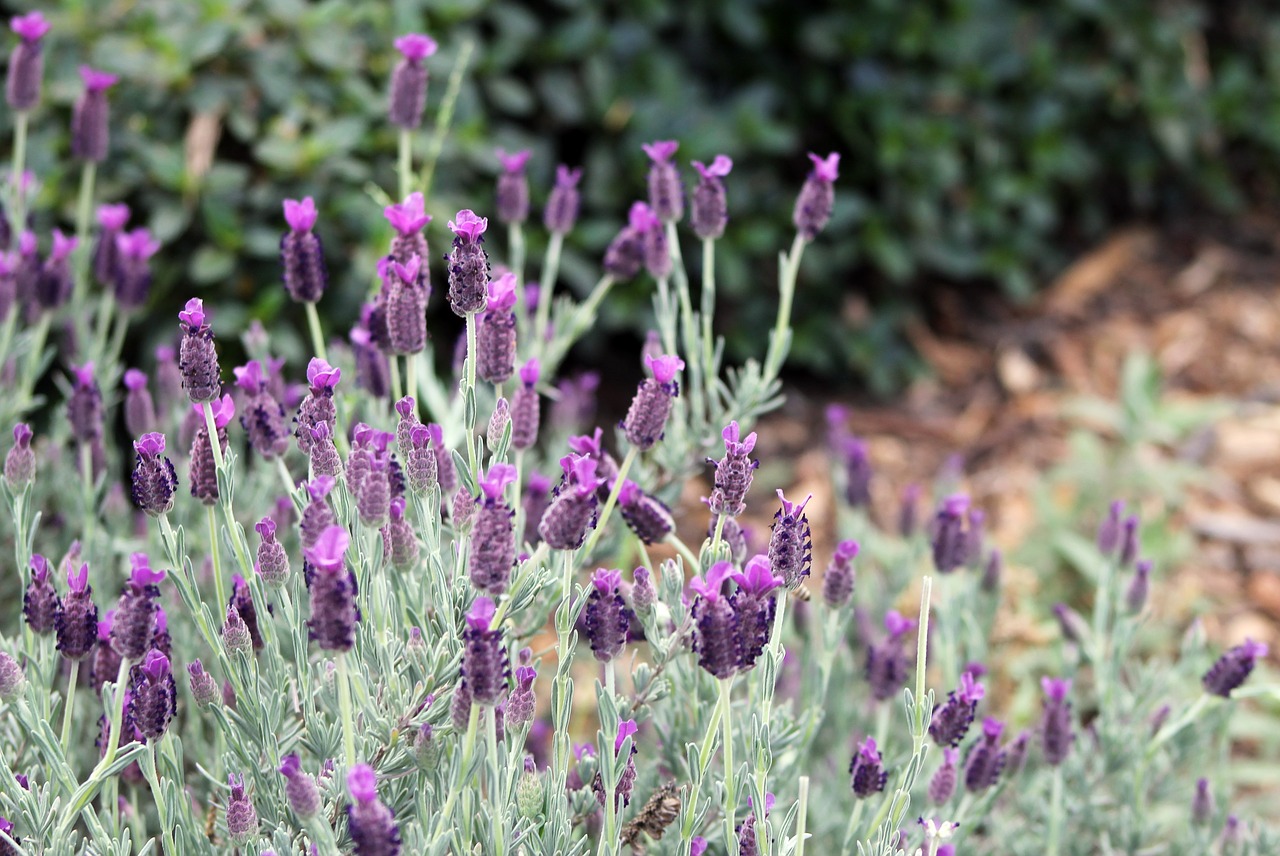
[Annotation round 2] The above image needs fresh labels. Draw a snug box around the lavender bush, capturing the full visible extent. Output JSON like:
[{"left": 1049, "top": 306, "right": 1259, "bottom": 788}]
[{"left": 1, "top": 14, "right": 1278, "bottom": 856}]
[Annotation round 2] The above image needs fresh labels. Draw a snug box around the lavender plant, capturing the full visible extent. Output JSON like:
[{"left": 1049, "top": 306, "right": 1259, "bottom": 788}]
[{"left": 1, "top": 14, "right": 1277, "bottom": 856}]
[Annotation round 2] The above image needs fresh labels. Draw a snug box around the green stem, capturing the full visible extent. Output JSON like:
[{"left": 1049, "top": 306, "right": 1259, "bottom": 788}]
[
  {"left": 406, "top": 351, "right": 418, "bottom": 410},
  {"left": 721, "top": 676, "right": 737, "bottom": 850},
  {"left": 18, "top": 313, "right": 51, "bottom": 414},
  {"left": 1047, "top": 763, "right": 1065, "bottom": 856},
  {"left": 701, "top": 237, "right": 718, "bottom": 406},
  {"left": 80, "top": 443, "right": 97, "bottom": 563},
  {"left": 708, "top": 513, "right": 727, "bottom": 565},
  {"left": 337, "top": 651, "right": 357, "bottom": 767},
  {"left": 840, "top": 800, "right": 868, "bottom": 856},
  {"left": 465, "top": 312, "right": 479, "bottom": 479},
  {"left": 10, "top": 112, "right": 29, "bottom": 229},
  {"left": 142, "top": 741, "right": 178, "bottom": 855},
  {"left": 509, "top": 222, "right": 525, "bottom": 301},
  {"left": 580, "top": 446, "right": 638, "bottom": 560},
  {"left": 59, "top": 660, "right": 80, "bottom": 754},
  {"left": 72, "top": 162, "right": 97, "bottom": 348},
  {"left": 305, "top": 301, "right": 328, "bottom": 364},
  {"left": 666, "top": 533, "right": 701, "bottom": 571},
  {"left": 207, "top": 504, "right": 226, "bottom": 624},
  {"left": 389, "top": 354, "right": 403, "bottom": 404},
  {"left": 487, "top": 704, "right": 506, "bottom": 855},
  {"left": 398, "top": 127, "right": 413, "bottom": 200},
  {"left": 794, "top": 776, "right": 810, "bottom": 856},
  {"left": 678, "top": 672, "right": 728, "bottom": 849},
  {"left": 419, "top": 39, "right": 475, "bottom": 200},
  {"left": 536, "top": 231, "right": 564, "bottom": 358},
  {"left": 764, "top": 234, "right": 808, "bottom": 379}
]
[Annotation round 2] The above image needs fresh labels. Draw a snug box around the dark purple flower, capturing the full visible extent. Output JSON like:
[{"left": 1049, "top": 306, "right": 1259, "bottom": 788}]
[
  {"left": 189, "top": 397, "right": 233, "bottom": 505},
  {"left": 281, "top": 197, "right": 328, "bottom": 303},
  {"left": 839, "top": 437, "right": 872, "bottom": 509},
  {"left": 187, "top": 660, "right": 218, "bottom": 707},
  {"left": 929, "top": 748, "right": 959, "bottom": 805},
  {"left": 67, "top": 361, "right": 103, "bottom": 443},
  {"left": 7, "top": 12, "right": 52, "bottom": 106},
  {"left": 706, "top": 421, "right": 758, "bottom": 518},
  {"left": 1126, "top": 559, "right": 1151, "bottom": 614},
  {"left": 582, "top": 569, "right": 632, "bottom": 663},
  {"left": 123, "top": 369, "right": 155, "bottom": 437},
  {"left": 642, "top": 140, "right": 683, "bottom": 223},
  {"left": 1119, "top": 514, "right": 1140, "bottom": 569},
  {"left": 963, "top": 718, "right": 1007, "bottom": 792},
  {"left": 23, "top": 554, "right": 58, "bottom": 634},
  {"left": 32, "top": 230, "right": 76, "bottom": 311},
  {"left": 300, "top": 476, "right": 337, "bottom": 551},
  {"left": 690, "top": 155, "right": 732, "bottom": 240},
  {"left": 1202, "top": 639, "right": 1268, "bottom": 698},
  {"left": 822, "top": 539, "right": 859, "bottom": 608},
  {"left": 495, "top": 148, "right": 532, "bottom": 224},
  {"left": 735, "top": 791, "right": 774, "bottom": 856},
  {"left": 128, "top": 650, "right": 176, "bottom": 740},
  {"left": 110, "top": 556, "right": 165, "bottom": 660},
  {"left": 131, "top": 431, "right": 178, "bottom": 516},
  {"left": 690, "top": 562, "right": 741, "bottom": 679},
  {"left": 866, "top": 610, "right": 914, "bottom": 702},
  {"left": 295, "top": 357, "right": 340, "bottom": 454},
  {"left": 538, "top": 455, "right": 602, "bottom": 550},
  {"left": 477, "top": 273, "right": 518, "bottom": 384},
  {"left": 930, "top": 494, "right": 970, "bottom": 574},
  {"left": 1097, "top": 499, "right": 1124, "bottom": 556},
  {"left": 618, "top": 480, "right": 674, "bottom": 544},
  {"left": 730, "top": 555, "right": 783, "bottom": 670},
  {"left": 388, "top": 33, "right": 437, "bottom": 129},
  {"left": 567, "top": 428, "right": 618, "bottom": 493},
  {"left": 849, "top": 737, "right": 888, "bottom": 798},
  {"left": 1038, "top": 677, "right": 1074, "bottom": 766},
  {"left": 226, "top": 773, "right": 258, "bottom": 844},
  {"left": 929, "top": 671, "right": 985, "bottom": 748},
  {"left": 92, "top": 616, "right": 126, "bottom": 695},
  {"left": 280, "top": 754, "right": 321, "bottom": 819},
  {"left": 347, "top": 764, "right": 402, "bottom": 856},
  {"left": 469, "top": 464, "right": 517, "bottom": 593},
  {"left": 112, "top": 228, "right": 160, "bottom": 310},
  {"left": 178, "top": 298, "right": 222, "bottom": 403},
  {"left": 306, "top": 525, "right": 358, "bottom": 652},
  {"left": 56, "top": 563, "right": 99, "bottom": 662},
  {"left": 1053, "top": 602, "right": 1090, "bottom": 646},
  {"left": 1192, "top": 778, "right": 1214, "bottom": 826},
  {"left": 462, "top": 597, "right": 507, "bottom": 706},
  {"left": 70, "top": 66, "right": 118, "bottom": 163},
  {"left": 793, "top": 152, "right": 839, "bottom": 240},
  {"left": 228, "top": 574, "right": 264, "bottom": 651},
  {"left": 621, "top": 354, "right": 684, "bottom": 451},
  {"left": 769, "top": 490, "right": 812, "bottom": 588},
  {"left": 384, "top": 192, "right": 432, "bottom": 264},
  {"left": 544, "top": 165, "right": 582, "bottom": 235},
  {"left": 602, "top": 203, "right": 647, "bottom": 281},
  {"left": 981, "top": 548, "right": 1003, "bottom": 594},
  {"left": 405, "top": 424, "right": 438, "bottom": 494},
  {"left": 4, "top": 423, "right": 35, "bottom": 488},
  {"left": 383, "top": 256, "right": 428, "bottom": 355},
  {"left": 446, "top": 209, "right": 490, "bottom": 317},
  {"left": 635, "top": 202, "right": 670, "bottom": 280},
  {"left": 593, "top": 720, "right": 639, "bottom": 811}
]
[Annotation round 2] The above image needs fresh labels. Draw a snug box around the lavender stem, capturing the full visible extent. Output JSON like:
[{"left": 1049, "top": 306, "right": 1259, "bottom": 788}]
[
  {"left": 794, "top": 776, "right": 810, "bottom": 856},
  {"left": 721, "top": 675, "right": 738, "bottom": 850},
  {"left": 58, "top": 660, "right": 79, "bottom": 753},
  {"left": 580, "top": 446, "right": 638, "bottom": 560},
  {"left": 337, "top": 650, "right": 356, "bottom": 767},
  {"left": 304, "top": 301, "right": 329, "bottom": 365},
  {"left": 207, "top": 504, "right": 226, "bottom": 628},
  {"left": 535, "top": 230, "right": 564, "bottom": 357}
]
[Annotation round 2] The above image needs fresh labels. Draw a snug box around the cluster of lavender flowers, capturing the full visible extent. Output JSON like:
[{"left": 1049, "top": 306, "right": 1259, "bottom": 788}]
[{"left": 1, "top": 12, "right": 1275, "bottom": 856}]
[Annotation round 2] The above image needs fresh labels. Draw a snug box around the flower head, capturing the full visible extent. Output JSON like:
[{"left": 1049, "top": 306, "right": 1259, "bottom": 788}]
[
  {"left": 497, "top": 148, "right": 532, "bottom": 174},
  {"left": 395, "top": 33, "right": 438, "bottom": 62},
  {"left": 449, "top": 209, "right": 489, "bottom": 242},
  {"left": 283, "top": 197, "right": 318, "bottom": 232},
  {"left": 808, "top": 152, "right": 840, "bottom": 182},
  {"left": 693, "top": 155, "right": 733, "bottom": 180},
  {"left": 384, "top": 193, "right": 431, "bottom": 236},
  {"left": 79, "top": 66, "right": 118, "bottom": 92}
]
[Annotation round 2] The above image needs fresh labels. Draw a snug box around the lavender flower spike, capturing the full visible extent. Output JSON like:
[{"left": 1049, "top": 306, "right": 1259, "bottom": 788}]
[
  {"left": 281, "top": 196, "right": 328, "bottom": 303},
  {"left": 582, "top": 569, "right": 632, "bottom": 662},
  {"left": 6, "top": 12, "right": 51, "bottom": 111},
  {"left": 389, "top": 32, "right": 437, "bottom": 129},
  {"left": 929, "top": 748, "right": 960, "bottom": 805},
  {"left": 510, "top": 358, "right": 542, "bottom": 450},
  {"left": 642, "top": 140, "right": 683, "bottom": 222},
  {"left": 347, "top": 764, "right": 402, "bottom": 856},
  {"left": 538, "top": 454, "right": 603, "bottom": 550},
  {"left": 111, "top": 555, "right": 165, "bottom": 660},
  {"left": 128, "top": 650, "right": 176, "bottom": 740},
  {"left": 56, "top": 563, "right": 99, "bottom": 662},
  {"left": 71, "top": 66, "right": 119, "bottom": 163},
  {"left": 822, "top": 539, "right": 859, "bottom": 608},
  {"left": 1202, "top": 639, "right": 1269, "bottom": 698},
  {"left": 929, "top": 671, "right": 985, "bottom": 748},
  {"left": 963, "top": 718, "right": 1007, "bottom": 792},
  {"left": 707, "top": 420, "right": 758, "bottom": 518},
  {"left": 178, "top": 298, "right": 221, "bottom": 403},
  {"left": 469, "top": 463, "right": 518, "bottom": 593},
  {"left": 461, "top": 597, "right": 507, "bottom": 705},
  {"left": 622, "top": 353, "right": 685, "bottom": 451},
  {"left": 618, "top": 480, "right": 674, "bottom": 545},
  {"left": 849, "top": 737, "right": 888, "bottom": 798},
  {"left": 690, "top": 561, "right": 741, "bottom": 679},
  {"left": 131, "top": 432, "right": 178, "bottom": 517},
  {"left": 280, "top": 754, "right": 321, "bottom": 819},
  {"left": 23, "top": 554, "right": 58, "bottom": 634},
  {"left": 769, "top": 489, "right": 813, "bottom": 588},
  {"left": 793, "top": 152, "right": 839, "bottom": 240},
  {"left": 602, "top": 202, "right": 647, "bottom": 280},
  {"left": 866, "top": 610, "right": 915, "bottom": 702},
  {"left": 691, "top": 155, "right": 732, "bottom": 240},
  {"left": 306, "top": 525, "right": 358, "bottom": 651},
  {"left": 226, "top": 773, "right": 259, "bottom": 844},
  {"left": 447, "top": 209, "right": 491, "bottom": 316},
  {"left": 544, "top": 165, "right": 583, "bottom": 235},
  {"left": 477, "top": 272, "right": 518, "bottom": 384},
  {"left": 123, "top": 369, "right": 155, "bottom": 437},
  {"left": 731, "top": 554, "right": 784, "bottom": 670},
  {"left": 496, "top": 148, "right": 532, "bottom": 224},
  {"left": 930, "top": 494, "right": 970, "bottom": 574},
  {"left": 5, "top": 423, "right": 36, "bottom": 488},
  {"left": 1040, "top": 677, "right": 1074, "bottom": 765}
]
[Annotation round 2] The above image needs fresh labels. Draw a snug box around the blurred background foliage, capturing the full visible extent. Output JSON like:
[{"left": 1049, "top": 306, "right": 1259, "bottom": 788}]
[{"left": 7, "top": 0, "right": 1280, "bottom": 393}]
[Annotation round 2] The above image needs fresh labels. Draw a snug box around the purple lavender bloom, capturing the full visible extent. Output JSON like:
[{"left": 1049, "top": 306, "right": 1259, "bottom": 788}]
[
  {"left": 95, "top": 202, "right": 133, "bottom": 285},
  {"left": 618, "top": 480, "right": 674, "bottom": 544},
  {"left": 228, "top": 575, "right": 264, "bottom": 651},
  {"left": 33, "top": 230, "right": 76, "bottom": 311},
  {"left": 793, "top": 152, "right": 839, "bottom": 240},
  {"left": 395, "top": 396, "right": 420, "bottom": 457},
  {"left": 190, "top": 396, "right": 233, "bottom": 505},
  {"left": 187, "top": 660, "right": 218, "bottom": 707},
  {"left": 929, "top": 748, "right": 959, "bottom": 805},
  {"left": 849, "top": 737, "right": 888, "bottom": 798},
  {"left": 477, "top": 272, "right": 518, "bottom": 384},
  {"left": 642, "top": 140, "right": 683, "bottom": 223},
  {"left": 388, "top": 33, "right": 437, "bottom": 129},
  {"left": 446, "top": 209, "right": 490, "bottom": 317},
  {"left": 307, "top": 421, "right": 343, "bottom": 479},
  {"left": 602, "top": 203, "right": 647, "bottom": 280},
  {"left": 295, "top": 357, "right": 340, "bottom": 454},
  {"left": 226, "top": 773, "right": 258, "bottom": 844},
  {"left": 66, "top": 361, "right": 103, "bottom": 445},
  {"left": 567, "top": 427, "right": 618, "bottom": 491},
  {"left": 690, "top": 562, "right": 741, "bottom": 679},
  {"left": 429, "top": 423, "right": 458, "bottom": 494},
  {"left": 178, "top": 298, "right": 222, "bottom": 403},
  {"left": 110, "top": 228, "right": 160, "bottom": 309},
  {"left": 769, "top": 490, "right": 813, "bottom": 589},
  {"left": 690, "top": 838, "right": 708, "bottom": 856},
  {"left": 730, "top": 555, "right": 783, "bottom": 670},
  {"left": 1202, "top": 639, "right": 1269, "bottom": 698},
  {"left": 495, "top": 148, "right": 532, "bottom": 224},
  {"left": 582, "top": 569, "right": 632, "bottom": 662},
  {"left": 4, "top": 423, "right": 35, "bottom": 487},
  {"left": 111, "top": 556, "right": 165, "bottom": 660},
  {"left": 23, "top": 555, "right": 58, "bottom": 634},
  {"left": 1192, "top": 778, "right": 1214, "bottom": 826},
  {"left": 538, "top": 455, "right": 603, "bottom": 550},
  {"left": 593, "top": 719, "right": 639, "bottom": 811},
  {"left": 280, "top": 754, "right": 321, "bottom": 819},
  {"left": 822, "top": 539, "right": 859, "bottom": 608},
  {"left": 690, "top": 155, "right": 732, "bottom": 239},
  {"left": 70, "top": 67, "right": 118, "bottom": 162},
  {"left": 511, "top": 359, "right": 542, "bottom": 450},
  {"left": 736, "top": 791, "right": 774, "bottom": 856},
  {"left": 0, "top": 652, "right": 24, "bottom": 701},
  {"left": 1040, "top": 677, "right": 1074, "bottom": 766},
  {"left": 128, "top": 650, "right": 176, "bottom": 740},
  {"left": 1097, "top": 499, "right": 1124, "bottom": 556},
  {"left": 357, "top": 456, "right": 392, "bottom": 530},
  {"left": 544, "top": 165, "right": 582, "bottom": 235},
  {"left": 462, "top": 597, "right": 507, "bottom": 705},
  {"left": 522, "top": 472, "right": 552, "bottom": 545},
  {"left": 383, "top": 256, "right": 428, "bottom": 355},
  {"left": 13, "top": 231, "right": 40, "bottom": 316},
  {"left": 384, "top": 498, "right": 419, "bottom": 572},
  {"left": 838, "top": 436, "right": 873, "bottom": 509},
  {"left": 405, "top": 424, "right": 438, "bottom": 494},
  {"left": 507, "top": 665, "right": 537, "bottom": 729},
  {"left": 469, "top": 464, "right": 518, "bottom": 593},
  {"left": 6, "top": 12, "right": 51, "bottom": 111},
  {"left": 300, "top": 476, "right": 337, "bottom": 551},
  {"left": 1119, "top": 514, "right": 1140, "bottom": 569},
  {"left": 347, "top": 764, "right": 402, "bottom": 856},
  {"left": 122, "top": 369, "right": 155, "bottom": 437},
  {"left": 930, "top": 671, "right": 986, "bottom": 748},
  {"left": 866, "top": 610, "right": 915, "bottom": 702},
  {"left": 56, "top": 563, "right": 99, "bottom": 661},
  {"left": 707, "top": 421, "right": 758, "bottom": 517},
  {"left": 131, "top": 432, "right": 177, "bottom": 517},
  {"left": 931, "top": 494, "right": 970, "bottom": 574},
  {"left": 91, "top": 614, "right": 122, "bottom": 692},
  {"left": 236, "top": 360, "right": 290, "bottom": 458},
  {"left": 279, "top": 197, "right": 328, "bottom": 302},
  {"left": 635, "top": 202, "right": 671, "bottom": 280},
  {"left": 306, "top": 525, "right": 358, "bottom": 651},
  {"left": 1126, "top": 559, "right": 1151, "bottom": 613},
  {"left": 384, "top": 192, "right": 432, "bottom": 265},
  {"left": 487, "top": 397, "right": 511, "bottom": 451},
  {"left": 622, "top": 353, "right": 684, "bottom": 451},
  {"left": 963, "top": 718, "right": 1007, "bottom": 792}
]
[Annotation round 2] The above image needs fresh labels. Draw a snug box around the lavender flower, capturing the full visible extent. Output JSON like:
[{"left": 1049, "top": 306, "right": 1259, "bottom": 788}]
[
  {"left": 388, "top": 33, "right": 437, "bottom": 129},
  {"left": 631, "top": 567, "right": 656, "bottom": 614},
  {"left": 226, "top": 773, "right": 258, "bottom": 844},
  {"left": 981, "top": 548, "right": 1003, "bottom": 594},
  {"left": 690, "top": 155, "right": 732, "bottom": 239},
  {"left": 769, "top": 490, "right": 813, "bottom": 588},
  {"left": 690, "top": 562, "right": 741, "bottom": 679},
  {"left": 189, "top": 396, "right": 233, "bottom": 504},
  {"left": 295, "top": 357, "right": 340, "bottom": 453},
  {"left": 308, "top": 421, "right": 343, "bottom": 479},
  {"left": 6, "top": 12, "right": 51, "bottom": 111},
  {"left": 582, "top": 569, "right": 632, "bottom": 662},
  {"left": 496, "top": 148, "right": 532, "bottom": 224},
  {"left": 405, "top": 424, "right": 438, "bottom": 494},
  {"left": 736, "top": 791, "right": 774, "bottom": 856},
  {"left": 0, "top": 652, "right": 25, "bottom": 701},
  {"left": 187, "top": 660, "right": 218, "bottom": 707},
  {"left": 384, "top": 256, "right": 428, "bottom": 354},
  {"left": 866, "top": 610, "right": 915, "bottom": 702},
  {"left": 228, "top": 574, "right": 264, "bottom": 651},
  {"left": 395, "top": 396, "right": 420, "bottom": 457},
  {"left": 617, "top": 480, "right": 674, "bottom": 544},
  {"left": 429, "top": 423, "right": 457, "bottom": 493},
  {"left": 469, "top": 464, "right": 517, "bottom": 593},
  {"left": 446, "top": 209, "right": 490, "bottom": 317},
  {"left": 280, "top": 755, "right": 321, "bottom": 819},
  {"left": 56, "top": 563, "right": 99, "bottom": 662},
  {"left": 1037, "top": 676, "right": 1075, "bottom": 767},
  {"left": 384, "top": 498, "right": 419, "bottom": 572},
  {"left": 4, "top": 423, "right": 34, "bottom": 488},
  {"left": 111, "top": 556, "right": 165, "bottom": 660},
  {"left": 1126, "top": 559, "right": 1151, "bottom": 613},
  {"left": 544, "top": 165, "right": 582, "bottom": 235},
  {"left": 280, "top": 197, "right": 328, "bottom": 302},
  {"left": 462, "top": 597, "right": 507, "bottom": 706},
  {"left": 1097, "top": 499, "right": 1124, "bottom": 555},
  {"left": 931, "top": 494, "right": 970, "bottom": 574},
  {"left": 511, "top": 358, "right": 542, "bottom": 450},
  {"left": 636, "top": 202, "right": 671, "bottom": 280},
  {"left": 70, "top": 67, "right": 118, "bottom": 163},
  {"left": 706, "top": 421, "right": 758, "bottom": 517},
  {"left": 929, "top": 748, "right": 959, "bottom": 805},
  {"left": 128, "top": 650, "right": 176, "bottom": 740},
  {"left": 930, "top": 671, "right": 985, "bottom": 748},
  {"left": 306, "top": 525, "right": 358, "bottom": 652},
  {"left": 23, "top": 555, "right": 58, "bottom": 634},
  {"left": 839, "top": 436, "right": 873, "bottom": 508},
  {"left": 95, "top": 202, "right": 133, "bottom": 282},
  {"left": 594, "top": 720, "right": 640, "bottom": 811},
  {"left": 730, "top": 555, "right": 783, "bottom": 670},
  {"left": 622, "top": 353, "right": 684, "bottom": 451},
  {"left": 384, "top": 192, "right": 432, "bottom": 266},
  {"left": 822, "top": 539, "right": 859, "bottom": 608},
  {"left": 507, "top": 665, "right": 537, "bottom": 729},
  {"left": 538, "top": 455, "right": 603, "bottom": 550},
  {"left": 963, "top": 718, "right": 1007, "bottom": 792},
  {"left": 130, "top": 432, "right": 178, "bottom": 516},
  {"left": 1202, "top": 639, "right": 1269, "bottom": 698},
  {"left": 123, "top": 369, "right": 155, "bottom": 437},
  {"left": 1119, "top": 514, "right": 1139, "bottom": 569},
  {"left": 300, "top": 476, "right": 337, "bottom": 551},
  {"left": 477, "top": 272, "right": 518, "bottom": 384},
  {"left": 34, "top": 230, "right": 77, "bottom": 311},
  {"left": 642, "top": 140, "right": 683, "bottom": 222},
  {"left": 602, "top": 203, "right": 647, "bottom": 280},
  {"left": 178, "top": 298, "right": 222, "bottom": 403},
  {"left": 487, "top": 397, "right": 510, "bottom": 450},
  {"left": 849, "top": 737, "right": 888, "bottom": 798},
  {"left": 357, "top": 455, "right": 392, "bottom": 529},
  {"left": 793, "top": 152, "right": 839, "bottom": 240},
  {"left": 1192, "top": 778, "right": 1215, "bottom": 826},
  {"left": 348, "top": 764, "right": 402, "bottom": 856},
  {"left": 113, "top": 228, "right": 160, "bottom": 310}
]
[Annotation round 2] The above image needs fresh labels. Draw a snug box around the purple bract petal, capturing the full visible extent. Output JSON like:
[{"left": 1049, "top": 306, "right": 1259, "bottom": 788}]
[
  {"left": 690, "top": 561, "right": 734, "bottom": 600},
  {"left": 11, "top": 12, "right": 51, "bottom": 42},
  {"left": 808, "top": 152, "right": 840, "bottom": 182},
  {"left": 306, "top": 524, "right": 349, "bottom": 572},
  {"left": 307, "top": 475, "right": 336, "bottom": 501},
  {"left": 448, "top": 209, "right": 488, "bottom": 242},
  {"left": 384, "top": 192, "right": 431, "bottom": 236},
  {"left": 466, "top": 596, "right": 497, "bottom": 630},
  {"left": 346, "top": 763, "right": 378, "bottom": 802},
  {"left": 591, "top": 568, "right": 623, "bottom": 595},
  {"left": 614, "top": 719, "right": 639, "bottom": 753},
  {"left": 306, "top": 357, "right": 341, "bottom": 390},
  {"left": 394, "top": 33, "right": 438, "bottom": 62},
  {"left": 487, "top": 272, "right": 518, "bottom": 312},
  {"left": 97, "top": 203, "right": 130, "bottom": 230},
  {"left": 731, "top": 554, "right": 783, "bottom": 597},
  {"left": 645, "top": 354, "right": 685, "bottom": 385},
  {"left": 518, "top": 357, "right": 540, "bottom": 387},
  {"left": 496, "top": 148, "right": 532, "bottom": 174},
  {"left": 178, "top": 298, "right": 206, "bottom": 329},
  {"left": 692, "top": 155, "right": 733, "bottom": 179},
  {"left": 641, "top": 140, "right": 679, "bottom": 163},
  {"left": 141, "top": 649, "right": 170, "bottom": 681},
  {"left": 283, "top": 197, "right": 318, "bottom": 232},
  {"left": 627, "top": 201, "right": 660, "bottom": 232},
  {"left": 133, "top": 432, "right": 165, "bottom": 457},
  {"left": 78, "top": 66, "right": 119, "bottom": 92},
  {"left": 479, "top": 463, "right": 517, "bottom": 500}
]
